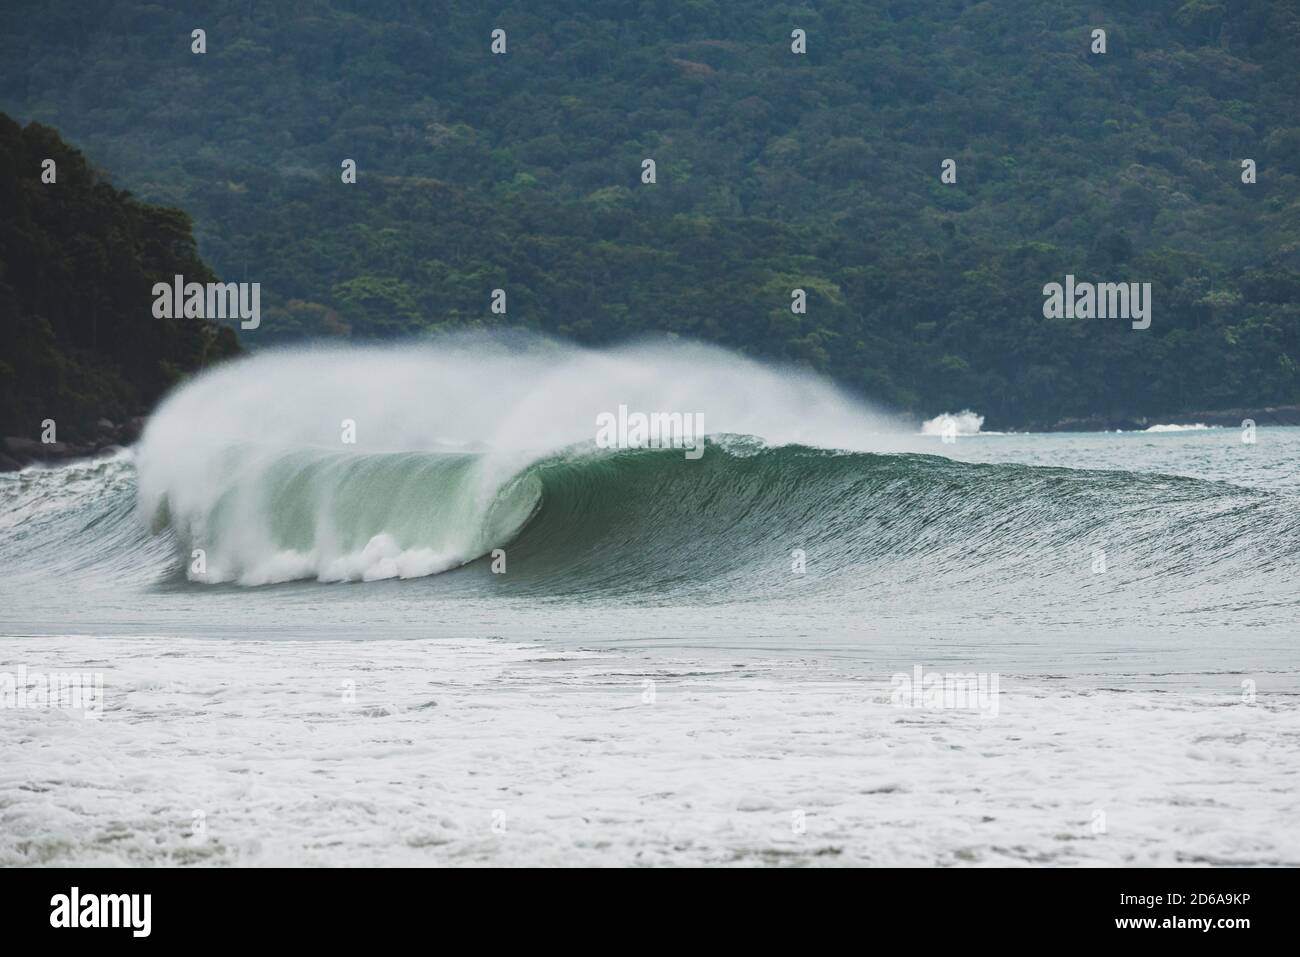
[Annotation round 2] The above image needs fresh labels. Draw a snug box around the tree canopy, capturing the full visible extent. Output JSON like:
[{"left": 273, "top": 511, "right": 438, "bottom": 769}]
[
  {"left": 0, "top": 115, "right": 239, "bottom": 440},
  {"left": 2, "top": 1, "right": 1298, "bottom": 428}
]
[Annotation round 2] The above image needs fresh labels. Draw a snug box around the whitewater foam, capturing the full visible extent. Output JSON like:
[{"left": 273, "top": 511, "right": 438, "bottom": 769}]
[
  {"left": 6, "top": 635, "right": 1298, "bottom": 866},
  {"left": 1144, "top": 423, "right": 1214, "bottom": 432},
  {"left": 921, "top": 410, "right": 987, "bottom": 437}
]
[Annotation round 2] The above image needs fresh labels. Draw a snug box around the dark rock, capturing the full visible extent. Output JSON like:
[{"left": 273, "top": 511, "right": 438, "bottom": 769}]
[
  {"left": 121, "top": 417, "right": 147, "bottom": 443},
  {"left": 0, "top": 435, "right": 112, "bottom": 467},
  {"left": 3, "top": 436, "right": 41, "bottom": 456},
  {"left": 1043, "top": 404, "right": 1300, "bottom": 432}
]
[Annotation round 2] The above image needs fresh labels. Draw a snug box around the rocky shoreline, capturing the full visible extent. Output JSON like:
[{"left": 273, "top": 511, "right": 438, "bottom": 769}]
[
  {"left": 1038, "top": 404, "right": 1300, "bottom": 434},
  {"left": 1, "top": 417, "right": 145, "bottom": 472}
]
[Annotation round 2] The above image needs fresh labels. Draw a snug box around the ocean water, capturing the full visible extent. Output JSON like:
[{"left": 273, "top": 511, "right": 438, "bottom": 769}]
[{"left": 2, "top": 340, "right": 1298, "bottom": 866}]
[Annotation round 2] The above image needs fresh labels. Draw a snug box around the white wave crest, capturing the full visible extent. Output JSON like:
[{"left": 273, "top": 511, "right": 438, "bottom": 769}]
[
  {"left": 1144, "top": 423, "right": 1213, "bottom": 433},
  {"left": 920, "top": 410, "right": 986, "bottom": 437}
]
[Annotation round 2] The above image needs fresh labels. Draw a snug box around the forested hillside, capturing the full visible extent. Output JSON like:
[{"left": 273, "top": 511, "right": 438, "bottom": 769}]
[
  {"left": 2, "top": 1, "right": 1298, "bottom": 427},
  {"left": 0, "top": 116, "right": 239, "bottom": 442}
]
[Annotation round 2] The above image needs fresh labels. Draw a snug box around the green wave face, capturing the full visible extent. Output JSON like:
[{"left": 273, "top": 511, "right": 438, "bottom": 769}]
[
  {"left": 500, "top": 444, "right": 1300, "bottom": 612},
  {"left": 3, "top": 442, "right": 1298, "bottom": 633}
]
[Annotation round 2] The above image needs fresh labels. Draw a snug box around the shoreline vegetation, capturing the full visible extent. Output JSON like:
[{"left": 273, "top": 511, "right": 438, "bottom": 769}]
[
  {"left": 2, "top": 109, "right": 1295, "bottom": 463},
  {"left": 0, "top": 115, "right": 240, "bottom": 451},
  {"left": 2, "top": 2, "right": 1298, "bottom": 441}
]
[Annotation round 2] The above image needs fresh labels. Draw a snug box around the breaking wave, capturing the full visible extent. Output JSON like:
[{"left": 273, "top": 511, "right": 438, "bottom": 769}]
[
  {"left": 130, "top": 335, "right": 906, "bottom": 584},
  {"left": 1, "top": 337, "right": 1296, "bottom": 620}
]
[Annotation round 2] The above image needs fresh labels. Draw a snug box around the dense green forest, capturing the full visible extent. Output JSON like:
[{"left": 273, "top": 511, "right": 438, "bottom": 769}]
[
  {"left": 0, "top": 116, "right": 239, "bottom": 441},
  {"left": 2, "top": 1, "right": 1299, "bottom": 428}
]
